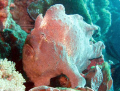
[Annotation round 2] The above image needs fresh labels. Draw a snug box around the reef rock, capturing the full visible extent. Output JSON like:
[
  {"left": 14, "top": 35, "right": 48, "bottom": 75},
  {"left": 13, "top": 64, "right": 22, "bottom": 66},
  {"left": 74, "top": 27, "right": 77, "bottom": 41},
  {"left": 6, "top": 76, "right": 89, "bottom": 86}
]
[
  {"left": 29, "top": 86, "right": 94, "bottom": 91},
  {"left": 22, "top": 4, "right": 105, "bottom": 88}
]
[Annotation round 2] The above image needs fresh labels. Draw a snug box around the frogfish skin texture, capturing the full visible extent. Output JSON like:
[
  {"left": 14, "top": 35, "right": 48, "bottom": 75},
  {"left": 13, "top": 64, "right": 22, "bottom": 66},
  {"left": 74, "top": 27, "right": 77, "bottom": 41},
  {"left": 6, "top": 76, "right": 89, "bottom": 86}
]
[{"left": 22, "top": 4, "right": 105, "bottom": 88}]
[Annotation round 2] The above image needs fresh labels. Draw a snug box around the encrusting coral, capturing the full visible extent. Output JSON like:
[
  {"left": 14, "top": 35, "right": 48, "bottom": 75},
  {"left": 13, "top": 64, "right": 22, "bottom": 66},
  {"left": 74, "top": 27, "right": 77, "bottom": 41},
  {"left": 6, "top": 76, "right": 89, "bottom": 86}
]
[
  {"left": 98, "top": 62, "right": 113, "bottom": 91},
  {"left": 0, "top": 0, "right": 8, "bottom": 31},
  {"left": 29, "top": 85, "right": 94, "bottom": 91},
  {"left": 53, "top": 0, "right": 92, "bottom": 24},
  {"left": 0, "top": 0, "right": 27, "bottom": 61},
  {"left": 93, "top": 0, "right": 111, "bottom": 35},
  {"left": 23, "top": 4, "right": 105, "bottom": 88},
  {"left": 0, "top": 58, "right": 26, "bottom": 91}
]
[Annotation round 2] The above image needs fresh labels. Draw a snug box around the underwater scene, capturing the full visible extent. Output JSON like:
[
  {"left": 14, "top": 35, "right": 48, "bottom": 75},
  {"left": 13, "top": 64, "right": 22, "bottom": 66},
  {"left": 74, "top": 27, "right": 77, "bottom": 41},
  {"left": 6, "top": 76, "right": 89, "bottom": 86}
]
[{"left": 0, "top": 0, "right": 120, "bottom": 91}]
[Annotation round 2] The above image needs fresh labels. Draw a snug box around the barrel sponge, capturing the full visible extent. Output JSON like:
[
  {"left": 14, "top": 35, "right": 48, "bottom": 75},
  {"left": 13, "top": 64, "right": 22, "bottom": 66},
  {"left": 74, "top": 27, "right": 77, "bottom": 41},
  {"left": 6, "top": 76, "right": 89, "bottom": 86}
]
[{"left": 0, "top": 58, "right": 26, "bottom": 91}]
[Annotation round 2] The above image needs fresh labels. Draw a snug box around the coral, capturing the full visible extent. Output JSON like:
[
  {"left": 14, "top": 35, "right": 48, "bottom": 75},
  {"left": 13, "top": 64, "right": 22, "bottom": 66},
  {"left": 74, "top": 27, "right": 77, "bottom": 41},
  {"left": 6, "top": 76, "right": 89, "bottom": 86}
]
[
  {"left": 0, "top": 0, "right": 18, "bottom": 30},
  {"left": 0, "top": 0, "right": 8, "bottom": 31},
  {"left": 27, "top": 0, "right": 92, "bottom": 24},
  {"left": 85, "top": 65, "right": 103, "bottom": 91},
  {"left": 96, "top": 9, "right": 111, "bottom": 35},
  {"left": 86, "top": 0, "right": 100, "bottom": 24},
  {"left": 23, "top": 4, "right": 104, "bottom": 88},
  {"left": 0, "top": 27, "right": 27, "bottom": 61},
  {"left": 83, "top": 0, "right": 111, "bottom": 41},
  {"left": 91, "top": 66, "right": 103, "bottom": 91},
  {"left": 93, "top": 0, "right": 109, "bottom": 8},
  {"left": 27, "top": 1, "right": 44, "bottom": 20},
  {"left": 0, "top": 0, "right": 27, "bottom": 60},
  {"left": 29, "top": 86, "right": 73, "bottom": 91},
  {"left": 98, "top": 62, "right": 113, "bottom": 91},
  {"left": 93, "top": 0, "right": 111, "bottom": 35},
  {"left": 85, "top": 61, "right": 113, "bottom": 91},
  {"left": 9, "top": 0, "right": 54, "bottom": 33},
  {"left": 0, "top": 40, "right": 11, "bottom": 58},
  {"left": 0, "top": 58, "right": 26, "bottom": 91},
  {"left": 87, "top": 57, "right": 104, "bottom": 70},
  {"left": 27, "top": 0, "right": 54, "bottom": 20},
  {"left": 53, "top": 0, "right": 92, "bottom": 24},
  {"left": 101, "top": 62, "right": 111, "bottom": 82},
  {"left": 29, "top": 85, "right": 94, "bottom": 91},
  {"left": 10, "top": 0, "right": 34, "bottom": 33}
]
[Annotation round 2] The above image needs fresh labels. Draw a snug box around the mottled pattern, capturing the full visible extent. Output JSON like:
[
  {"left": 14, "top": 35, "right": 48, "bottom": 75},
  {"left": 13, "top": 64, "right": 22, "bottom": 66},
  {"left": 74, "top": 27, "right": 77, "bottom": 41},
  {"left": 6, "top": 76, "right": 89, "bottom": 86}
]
[{"left": 23, "top": 4, "right": 105, "bottom": 88}]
